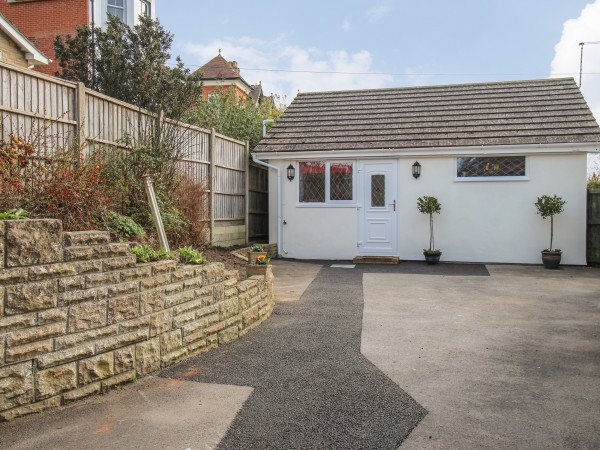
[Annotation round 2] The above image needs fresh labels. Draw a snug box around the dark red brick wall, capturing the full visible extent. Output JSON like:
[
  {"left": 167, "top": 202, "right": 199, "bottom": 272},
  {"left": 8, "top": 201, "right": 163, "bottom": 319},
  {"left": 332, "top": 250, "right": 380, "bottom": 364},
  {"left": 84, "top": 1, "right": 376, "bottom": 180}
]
[{"left": 0, "top": 0, "right": 88, "bottom": 75}]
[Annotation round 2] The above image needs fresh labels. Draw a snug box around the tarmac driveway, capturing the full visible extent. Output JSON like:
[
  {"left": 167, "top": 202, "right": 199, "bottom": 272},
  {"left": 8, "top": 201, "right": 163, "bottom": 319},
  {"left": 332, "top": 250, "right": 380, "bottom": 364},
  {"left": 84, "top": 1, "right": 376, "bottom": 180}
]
[{"left": 361, "top": 264, "right": 600, "bottom": 448}]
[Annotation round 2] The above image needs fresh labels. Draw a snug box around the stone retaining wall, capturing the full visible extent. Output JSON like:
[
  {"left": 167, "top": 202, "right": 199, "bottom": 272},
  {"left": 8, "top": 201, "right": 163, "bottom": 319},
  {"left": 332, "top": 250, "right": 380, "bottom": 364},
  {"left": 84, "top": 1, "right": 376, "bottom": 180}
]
[{"left": 0, "top": 219, "right": 274, "bottom": 421}]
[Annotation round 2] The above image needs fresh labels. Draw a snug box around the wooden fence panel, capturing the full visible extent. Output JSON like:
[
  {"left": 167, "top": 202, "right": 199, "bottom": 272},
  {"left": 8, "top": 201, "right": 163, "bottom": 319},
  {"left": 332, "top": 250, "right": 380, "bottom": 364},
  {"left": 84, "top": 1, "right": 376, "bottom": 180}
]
[
  {"left": 0, "top": 62, "right": 260, "bottom": 248},
  {"left": 588, "top": 187, "right": 600, "bottom": 266},
  {"left": 249, "top": 163, "right": 269, "bottom": 239}
]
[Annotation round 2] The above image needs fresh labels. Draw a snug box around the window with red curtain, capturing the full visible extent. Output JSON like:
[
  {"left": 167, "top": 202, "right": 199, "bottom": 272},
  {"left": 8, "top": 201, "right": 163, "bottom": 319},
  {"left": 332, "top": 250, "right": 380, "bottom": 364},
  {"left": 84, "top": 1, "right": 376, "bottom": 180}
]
[
  {"left": 299, "top": 161, "right": 354, "bottom": 203},
  {"left": 299, "top": 162, "right": 325, "bottom": 202},
  {"left": 330, "top": 162, "right": 353, "bottom": 200}
]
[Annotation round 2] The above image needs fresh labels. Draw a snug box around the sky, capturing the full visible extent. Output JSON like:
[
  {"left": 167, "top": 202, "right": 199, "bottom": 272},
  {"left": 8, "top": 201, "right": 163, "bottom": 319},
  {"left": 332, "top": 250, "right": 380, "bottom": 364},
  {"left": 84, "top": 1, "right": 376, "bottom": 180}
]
[{"left": 158, "top": 0, "right": 600, "bottom": 170}]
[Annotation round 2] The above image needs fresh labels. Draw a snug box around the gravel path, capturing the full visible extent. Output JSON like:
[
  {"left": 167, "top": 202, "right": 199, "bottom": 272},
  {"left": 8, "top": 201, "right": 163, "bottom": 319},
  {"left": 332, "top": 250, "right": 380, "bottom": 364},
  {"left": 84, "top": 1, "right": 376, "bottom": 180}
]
[{"left": 159, "top": 266, "right": 427, "bottom": 449}]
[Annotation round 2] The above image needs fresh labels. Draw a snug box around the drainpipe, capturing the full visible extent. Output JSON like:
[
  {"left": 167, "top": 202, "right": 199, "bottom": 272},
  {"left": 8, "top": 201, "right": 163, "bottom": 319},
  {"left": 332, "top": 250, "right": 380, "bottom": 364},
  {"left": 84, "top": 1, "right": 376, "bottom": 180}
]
[
  {"left": 262, "top": 119, "right": 274, "bottom": 137},
  {"left": 252, "top": 154, "right": 283, "bottom": 257}
]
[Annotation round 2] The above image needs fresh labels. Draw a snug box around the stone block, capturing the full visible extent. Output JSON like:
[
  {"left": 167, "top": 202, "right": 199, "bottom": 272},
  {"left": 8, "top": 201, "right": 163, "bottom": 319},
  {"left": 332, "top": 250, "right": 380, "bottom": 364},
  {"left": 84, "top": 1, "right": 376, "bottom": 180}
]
[
  {"left": 0, "top": 396, "right": 62, "bottom": 421},
  {"left": 0, "top": 313, "right": 37, "bottom": 333},
  {"left": 108, "top": 294, "right": 139, "bottom": 323},
  {"left": 58, "top": 276, "right": 86, "bottom": 292},
  {"left": 224, "top": 286, "right": 238, "bottom": 300},
  {"left": 161, "top": 347, "right": 189, "bottom": 367},
  {"left": 172, "top": 311, "right": 196, "bottom": 328},
  {"left": 58, "top": 286, "right": 108, "bottom": 306},
  {"left": 239, "top": 292, "right": 251, "bottom": 310},
  {"left": 114, "top": 345, "right": 135, "bottom": 373},
  {"left": 204, "top": 322, "right": 226, "bottom": 337},
  {"left": 200, "top": 263, "right": 224, "bottom": 285},
  {"left": 6, "top": 322, "right": 66, "bottom": 347},
  {"left": 224, "top": 270, "right": 240, "bottom": 282},
  {"left": 102, "top": 255, "right": 136, "bottom": 272},
  {"left": 63, "top": 230, "right": 109, "bottom": 247},
  {"left": 173, "top": 298, "right": 203, "bottom": 317},
  {"left": 149, "top": 310, "right": 172, "bottom": 337},
  {"left": 187, "top": 339, "right": 207, "bottom": 357},
  {"left": 218, "top": 325, "right": 239, "bottom": 344},
  {"left": 195, "top": 305, "right": 219, "bottom": 320},
  {"left": 4, "top": 280, "right": 57, "bottom": 314},
  {"left": 171, "top": 267, "right": 196, "bottom": 282},
  {"left": 219, "top": 298, "right": 239, "bottom": 321},
  {"left": 140, "top": 288, "right": 166, "bottom": 315},
  {"left": 183, "top": 278, "right": 202, "bottom": 291},
  {"left": 164, "top": 290, "right": 196, "bottom": 308},
  {"left": 78, "top": 353, "right": 114, "bottom": 385},
  {"left": 5, "top": 219, "right": 62, "bottom": 267},
  {"left": 85, "top": 271, "right": 121, "bottom": 289},
  {"left": 101, "top": 370, "right": 136, "bottom": 391},
  {"left": 62, "top": 382, "right": 101, "bottom": 403},
  {"left": 242, "top": 305, "right": 260, "bottom": 328},
  {"left": 135, "top": 337, "right": 160, "bottom": 376},
  {"left": 120, "top": 266, "right": 152, "bottom": 282},
  {"left": 54, "top": 325, "right": 117, "bottom": 351},
  {"left": 5, "top": 340, "right": 53, "bottom": 363},
  {"left": 0, "top": 333, "right": 4, "bottom": 362},
  {"left": 68, "top": 300, "right": 107, "bottom": 332},
  {"left": 95, "top": 329, "right": 148, "bottom": 353},
  {"left": 35, "top": 362, "right": 77, "bottom": 400},
  {"left": 160, "top": 330, "right": 182, "bottom": 355},
  {"left": 28, "top": 263, "right": 76, "bottom": 281},
  {"left": 0, "top": 286, "right": 3, "bottom": 316},
  {"left": 0, "top": 361, "right": 33, "bottom": 411},
  {"left": 107, "top": 281, "right": 139, "bottom": 299},
  {"left": 118, "top": 316, "right": 150, "bottom": 334},
  {"left": 213, "top": 284, "right": 224, "bottom": 302},
  {"left": 0, "top": 221, "right": 4, "bottom": 269},
  {"left": 0, "top": 267, "right": 27, "bottom": 286},
  {"left": 92, "top": 243, "right": 129, "bottom": 258},
  {"left": 206, "top": 334, "right": 218, "bottom": 349},
  {"left": 237, "top": 278, "right": 258, "bottom": 293},
  {"left": 140, "top": 274, "right": 171, "bottom": 291},
  {"left": 151, "top": 260, "right": 177, "bottom": 276},
  {"left": 63, "top": 246, "right": 93, "bottom": 262},
  {"left": 36, "top": 344, "right": 95, "bottom": 369},
  {"left": 73, "top": 260, "right": 103, "bottom": 274},
  {"left": 164, "top": 282, "right": 184, "bottom": 296}
]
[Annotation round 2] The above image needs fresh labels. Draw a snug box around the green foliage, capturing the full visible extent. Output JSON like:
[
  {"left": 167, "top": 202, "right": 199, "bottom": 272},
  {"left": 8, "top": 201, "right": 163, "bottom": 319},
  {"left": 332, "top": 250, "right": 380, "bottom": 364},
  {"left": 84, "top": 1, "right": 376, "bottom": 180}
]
[
  {"left": 535, "top": 195, "right": 566, "bottom": 219},
  {"left": 184, "top": 88, "right": 287, "bottom": 150},
  {"left": 107, "top": 211, "right": 145, "bottom": 237},
  {"left": 54, "top": 16, "right": 202, "bottom": 118},
  {"left": 535, "top": 195, "right": 566, "bottom": 252},
  {"left": 249, "top": 244, "right": 264, "bottom": 252},
  {"left": 254, "top": 255, "right": 271, "bottom": 265},
  {"left": 417, "top": 196, "right": 442, "bottom": 252},
  {"left": 0, "top": 208, "right": 28, "bottom": 219},
  {"left": 423, "top": 249, "right": 441, "bottom": 256},
  {"left": 130, "top": 244, "right": 176, "bottom": 263},
  {"left": 177, "top": 246, "right": 208, "bottom": 265},
  {"left": 588, "top": 172, "right": 600, "bottom": 189}
]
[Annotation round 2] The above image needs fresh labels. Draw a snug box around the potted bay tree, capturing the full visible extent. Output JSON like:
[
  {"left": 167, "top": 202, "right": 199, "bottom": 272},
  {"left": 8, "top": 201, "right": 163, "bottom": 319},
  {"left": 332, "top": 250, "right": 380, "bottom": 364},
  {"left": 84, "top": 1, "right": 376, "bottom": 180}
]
[
  {"left": 417, "top": 196, "right": 442, "bottom": 265},
  {"left": 534, "top": 194, "right": 566, "bottom": 269}
]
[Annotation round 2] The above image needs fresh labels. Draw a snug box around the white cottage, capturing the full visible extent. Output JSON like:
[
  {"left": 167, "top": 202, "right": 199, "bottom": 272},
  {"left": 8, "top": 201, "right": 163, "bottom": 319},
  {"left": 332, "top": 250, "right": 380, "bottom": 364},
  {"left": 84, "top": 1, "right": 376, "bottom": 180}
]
[{"left": 253, "top": 78, "right": 600, "bottom": 264}]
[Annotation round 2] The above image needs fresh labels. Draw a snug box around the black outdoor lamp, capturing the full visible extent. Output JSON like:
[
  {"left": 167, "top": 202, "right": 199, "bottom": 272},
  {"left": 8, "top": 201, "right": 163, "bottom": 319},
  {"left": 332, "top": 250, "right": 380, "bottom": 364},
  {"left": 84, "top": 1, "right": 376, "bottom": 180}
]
[
  {"left": 412, "top": 161, "right": 421, "bottom": 179},
  {"left": 287, "top": 164, "right": 295, "bottom": 181}
]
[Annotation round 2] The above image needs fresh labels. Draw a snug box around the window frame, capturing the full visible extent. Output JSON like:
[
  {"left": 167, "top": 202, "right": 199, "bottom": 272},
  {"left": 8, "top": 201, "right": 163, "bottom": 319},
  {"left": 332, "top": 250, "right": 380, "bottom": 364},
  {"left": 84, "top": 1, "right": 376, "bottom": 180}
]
[
  {"left": 107, "top": 0, "right": 126, "bottom": 21},
  {"left": 139, "top": 0, "right": 151, "bottom": 17},
  {"left": 454, "top": 155, "right": 530, "bottom": 182},
  {"left": 296, "top": 160, "right": 356, "bottom": 206}
]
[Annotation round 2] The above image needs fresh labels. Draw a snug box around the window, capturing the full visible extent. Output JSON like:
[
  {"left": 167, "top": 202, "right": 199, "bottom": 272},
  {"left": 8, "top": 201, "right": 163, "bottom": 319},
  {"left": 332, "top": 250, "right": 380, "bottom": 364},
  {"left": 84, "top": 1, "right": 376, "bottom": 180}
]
[
  {"left": 456, "top": 156, "right": 527, "bottom": 179},
  {"left": 299, "top": 161, "right": 354, "bottom": 204},
  {"left": 107, "top": 0, "right": 125, "bottom": 21},
  {"left": 139, "top": 0, "right": 151, "bottom": 17}
]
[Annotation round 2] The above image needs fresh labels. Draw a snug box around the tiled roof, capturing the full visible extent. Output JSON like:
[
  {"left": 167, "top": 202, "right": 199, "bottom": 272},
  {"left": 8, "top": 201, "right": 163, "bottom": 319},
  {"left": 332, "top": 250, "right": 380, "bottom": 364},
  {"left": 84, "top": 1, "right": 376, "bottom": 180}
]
[
  {"left": 254, "top": 78, "right": 600, "bottom": 153},
  {"left": 250, "top": 83, "right": 263, "bottom": 103},
  {"left": 194, "top": 55, "right": 240, "bottom": 79}
]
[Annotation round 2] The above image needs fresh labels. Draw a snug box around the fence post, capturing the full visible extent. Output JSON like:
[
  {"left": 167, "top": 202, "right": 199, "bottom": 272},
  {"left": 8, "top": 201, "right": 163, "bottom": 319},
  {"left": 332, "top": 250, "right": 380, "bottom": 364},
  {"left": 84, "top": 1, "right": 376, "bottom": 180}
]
[
  {"left": 209, "top": 127, "right": 216, "bottom": 245},
  {"left": 76, "top": 82, "right": 86, "bottom": 152},
  {"left": 245, "top": 140, "right": 250, "bottom": 246}
]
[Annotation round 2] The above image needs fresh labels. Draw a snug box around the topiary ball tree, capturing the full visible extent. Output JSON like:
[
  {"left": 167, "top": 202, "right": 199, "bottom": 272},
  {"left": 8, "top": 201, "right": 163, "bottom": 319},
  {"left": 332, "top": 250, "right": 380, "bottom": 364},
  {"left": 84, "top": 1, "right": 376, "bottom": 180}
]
[
  {"left": 534, "top": 195, "right": 566, "bottom": 252},
  {"left": 417, "top": 196, "right": 442, "bottom": 253}
]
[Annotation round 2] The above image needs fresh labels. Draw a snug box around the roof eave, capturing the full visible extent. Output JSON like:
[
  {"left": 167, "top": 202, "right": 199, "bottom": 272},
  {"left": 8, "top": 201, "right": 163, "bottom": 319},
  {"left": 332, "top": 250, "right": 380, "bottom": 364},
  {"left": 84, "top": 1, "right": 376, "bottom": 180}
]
[{"left": 0, "top": 14, "right": 49, "bottom": 66}]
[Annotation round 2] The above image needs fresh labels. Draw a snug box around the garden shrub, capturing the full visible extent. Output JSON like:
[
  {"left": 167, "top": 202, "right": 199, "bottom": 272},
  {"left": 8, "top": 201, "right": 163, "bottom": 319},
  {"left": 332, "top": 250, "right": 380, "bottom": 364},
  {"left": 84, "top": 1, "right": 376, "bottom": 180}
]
[
  {"left": 177, "top": 246, "right": 208, "bottom": 265},
  {"left": 107, "top": 211, "right": 146, "bottom": 238},
  {"left": 130, "top": 244, "right": 176, "bottom": 263}
]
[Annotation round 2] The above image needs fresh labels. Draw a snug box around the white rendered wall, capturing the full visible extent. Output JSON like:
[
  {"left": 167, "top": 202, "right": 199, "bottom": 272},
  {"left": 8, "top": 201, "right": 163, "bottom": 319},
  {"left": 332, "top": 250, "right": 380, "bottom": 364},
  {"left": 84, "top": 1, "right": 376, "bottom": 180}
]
[{"left": 266, "top": 153, "right": 588, "bottom": 264}]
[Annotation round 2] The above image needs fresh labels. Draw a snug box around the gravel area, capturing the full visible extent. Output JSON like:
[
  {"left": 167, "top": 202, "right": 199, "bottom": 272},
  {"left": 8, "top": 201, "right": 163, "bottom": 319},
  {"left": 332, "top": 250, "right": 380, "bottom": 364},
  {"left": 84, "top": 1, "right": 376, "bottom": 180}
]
[{"left": 159, "top": 266, "right": 427, "bottom": 449}]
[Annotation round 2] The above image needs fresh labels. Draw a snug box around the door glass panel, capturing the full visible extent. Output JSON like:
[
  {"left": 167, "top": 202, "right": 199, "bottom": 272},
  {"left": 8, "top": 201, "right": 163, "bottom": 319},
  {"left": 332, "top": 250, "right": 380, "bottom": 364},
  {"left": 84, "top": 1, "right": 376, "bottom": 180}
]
[{"left": 371, "top": 174, "right": 385, "bottom": 207}]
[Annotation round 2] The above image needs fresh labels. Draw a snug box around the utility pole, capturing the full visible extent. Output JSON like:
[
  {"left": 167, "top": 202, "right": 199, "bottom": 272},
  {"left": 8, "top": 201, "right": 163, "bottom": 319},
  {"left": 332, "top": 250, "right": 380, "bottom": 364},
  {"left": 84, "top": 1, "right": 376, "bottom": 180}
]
[{"left": 579, "top": 41, "right": 600, "bottom": 88}]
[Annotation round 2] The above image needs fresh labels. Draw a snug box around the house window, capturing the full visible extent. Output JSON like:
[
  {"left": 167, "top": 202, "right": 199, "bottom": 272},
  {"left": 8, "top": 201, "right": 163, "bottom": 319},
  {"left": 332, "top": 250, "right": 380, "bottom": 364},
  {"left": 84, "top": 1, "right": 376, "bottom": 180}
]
[
  {"left": 456, "top": 156, "right": 527, "bottom": 179},
  {"left": 299, "top": 161, "right": 354, "bottom": 204},
  {"left": 107, "top": 0, "right": 125, "bottom": 21},
  {"left": 139, "top": 0, "right": 151, "bottom": 17}
]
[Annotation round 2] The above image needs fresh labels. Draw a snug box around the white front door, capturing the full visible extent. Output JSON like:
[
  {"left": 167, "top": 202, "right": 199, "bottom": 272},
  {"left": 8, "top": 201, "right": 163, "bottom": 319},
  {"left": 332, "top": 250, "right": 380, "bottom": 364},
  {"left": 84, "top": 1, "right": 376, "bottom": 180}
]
[{"left": 358, "top": 160, "right": 398, "bottom": 256}]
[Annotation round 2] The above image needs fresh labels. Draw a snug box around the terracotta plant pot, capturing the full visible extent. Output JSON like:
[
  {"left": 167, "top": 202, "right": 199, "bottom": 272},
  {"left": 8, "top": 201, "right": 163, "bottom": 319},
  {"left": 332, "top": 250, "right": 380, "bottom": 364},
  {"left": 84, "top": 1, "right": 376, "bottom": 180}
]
[
  {"left": 424, "top": 251, "right": 441, "bottom": 265},
  {"left": 541, "top": 251, "right": 561, "bottom": 269},
  {"left": 247, "top": 251, "right": 267, "bottom": 264}
]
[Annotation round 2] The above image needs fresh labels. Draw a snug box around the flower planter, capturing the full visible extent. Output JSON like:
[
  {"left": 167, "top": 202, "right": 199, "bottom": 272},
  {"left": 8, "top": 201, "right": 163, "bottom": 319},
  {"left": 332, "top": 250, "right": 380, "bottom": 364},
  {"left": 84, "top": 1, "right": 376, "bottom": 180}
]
[
  {"left": 541, "top": 251, "right": 561, "bottom": 269},
  {"left": 246, "top": 264, "right": 273, "bottom": 278},
  {"left": 424, "top": 251, "right": 441, "bottom": 265},
  {"left": 247, "top": 251, "right": 267, "bottom": 264}
]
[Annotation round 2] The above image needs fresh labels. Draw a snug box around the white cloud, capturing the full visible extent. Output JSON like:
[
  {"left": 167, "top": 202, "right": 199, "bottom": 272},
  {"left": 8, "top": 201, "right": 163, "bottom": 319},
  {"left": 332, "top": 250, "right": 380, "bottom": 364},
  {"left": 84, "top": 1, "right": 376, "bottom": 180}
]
[
  {"left": 183, "top": 38, "right": 394, "bottom": 103},
  {"left": 366, "top": 5, "right": 391, "bottom": 23},
  {"left": 342, "top": 19, "right": 351, "bottom": 31},
  {"left": 550, "top": 0, "right": 600, "bottom": 171}
]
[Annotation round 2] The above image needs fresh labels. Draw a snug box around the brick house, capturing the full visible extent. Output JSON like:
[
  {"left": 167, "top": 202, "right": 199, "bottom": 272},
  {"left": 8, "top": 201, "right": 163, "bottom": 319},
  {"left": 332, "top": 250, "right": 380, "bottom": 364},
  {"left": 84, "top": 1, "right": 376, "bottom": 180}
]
[
  {"left": 0, "top": 0, "right": 155, "bottom": 75},
  {"left": 0, "top": 11, "right": 48, "bottom": 68},
  {"left": 195, "top": 53, "right": 263, "bottom": 103}
]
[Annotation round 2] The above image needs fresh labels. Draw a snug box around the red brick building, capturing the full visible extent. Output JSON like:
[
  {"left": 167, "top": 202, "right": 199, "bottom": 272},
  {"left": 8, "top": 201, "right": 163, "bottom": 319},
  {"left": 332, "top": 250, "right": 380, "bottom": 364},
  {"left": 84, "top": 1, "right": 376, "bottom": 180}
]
[
  {"left": 0, "top": 0, "right": 154, "bottom": 75},
  {"left": 0, "top": 10, "right": 48, "bottom": 68}
]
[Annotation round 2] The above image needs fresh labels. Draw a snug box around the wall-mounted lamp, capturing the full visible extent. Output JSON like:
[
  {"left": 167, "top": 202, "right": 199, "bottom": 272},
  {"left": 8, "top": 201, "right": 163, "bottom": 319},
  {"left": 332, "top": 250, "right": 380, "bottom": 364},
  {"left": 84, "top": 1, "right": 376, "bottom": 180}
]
[
  {"left": 287, "top": 164, "right": 295, "bottom": 181},
  {"left": 412, "top": 161, "right": 421, "bottom": 179}
]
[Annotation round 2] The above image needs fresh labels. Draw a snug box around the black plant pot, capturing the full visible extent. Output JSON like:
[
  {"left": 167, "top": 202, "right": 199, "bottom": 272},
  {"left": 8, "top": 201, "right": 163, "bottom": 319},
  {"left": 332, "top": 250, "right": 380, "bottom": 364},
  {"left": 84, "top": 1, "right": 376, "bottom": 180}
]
[
  {"left": 541, "top": 251, "right": 561, "bottom": 269},
  {"left": 424, "top": 252, "right": 441, "bottom": 265}
]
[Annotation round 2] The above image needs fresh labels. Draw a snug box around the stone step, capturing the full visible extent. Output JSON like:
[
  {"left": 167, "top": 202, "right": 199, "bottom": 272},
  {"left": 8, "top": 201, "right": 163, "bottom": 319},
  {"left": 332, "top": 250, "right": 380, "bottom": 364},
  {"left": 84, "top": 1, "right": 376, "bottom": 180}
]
[
  {"left": 64, "top": 231, "right": 110, "bottom": 248},
  {"left": 352, "top": 256, "right": 400, "bottom": 265},
  {"left": 63, "top": 243, "right": 130, "bottom": 262}
]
